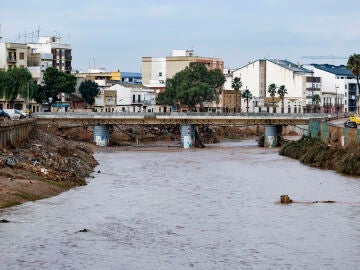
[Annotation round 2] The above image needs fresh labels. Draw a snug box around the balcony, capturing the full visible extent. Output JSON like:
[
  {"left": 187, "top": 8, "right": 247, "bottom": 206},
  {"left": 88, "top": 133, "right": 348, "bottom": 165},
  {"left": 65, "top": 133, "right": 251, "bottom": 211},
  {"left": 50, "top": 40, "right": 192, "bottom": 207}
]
[
  {"left": 306, "top": 87, "right": 320, "bottom": 91},
  {"left": 7, "top": 57, "right": 16, "bottom": 63}
]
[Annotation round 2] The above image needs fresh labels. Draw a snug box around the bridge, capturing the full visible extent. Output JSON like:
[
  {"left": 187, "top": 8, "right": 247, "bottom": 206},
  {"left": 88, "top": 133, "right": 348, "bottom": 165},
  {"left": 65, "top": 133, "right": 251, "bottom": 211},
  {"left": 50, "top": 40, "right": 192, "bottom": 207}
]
[{"left": 35, "top": 112, "right": 327, "bottom": 127}]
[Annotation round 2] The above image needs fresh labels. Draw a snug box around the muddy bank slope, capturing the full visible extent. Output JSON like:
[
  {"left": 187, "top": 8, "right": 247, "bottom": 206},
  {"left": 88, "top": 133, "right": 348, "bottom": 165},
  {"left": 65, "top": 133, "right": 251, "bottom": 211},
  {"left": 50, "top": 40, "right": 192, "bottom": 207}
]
[
  {"left": 0, "top": 129, "right": 98, "bottom": 209},
  {"left": 280, "top": 136, "right": 360, "bottom": 176}
]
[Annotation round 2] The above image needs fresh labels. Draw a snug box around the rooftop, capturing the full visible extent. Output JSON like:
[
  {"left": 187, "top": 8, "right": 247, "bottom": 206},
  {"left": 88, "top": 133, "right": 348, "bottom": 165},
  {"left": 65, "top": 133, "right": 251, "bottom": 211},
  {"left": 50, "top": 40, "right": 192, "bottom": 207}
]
[
  {"left": 268, "top": 59, "right": 312, "bottom": 73},
  {"left": 311, "top": 64, "right": 354, "bottom": 76}
]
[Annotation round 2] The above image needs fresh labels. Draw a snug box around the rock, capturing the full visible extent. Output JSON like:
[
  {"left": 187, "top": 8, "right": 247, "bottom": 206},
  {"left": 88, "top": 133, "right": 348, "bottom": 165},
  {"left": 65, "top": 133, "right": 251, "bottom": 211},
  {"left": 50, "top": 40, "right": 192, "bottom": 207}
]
[
  {"left": 0, "top": 219, "right": 10, "bottom": 223},
  {"left": 97, "top": 170, "right": 101, "bottom": 173},
  {"left": 280, "top": 194, "right": 293, "bottom": 204},
  {"left": 6, "top": 157, "right": 16, "bottom": 167},
  {"left": 77, "top": 228, "right": 89, "bottom": 232}
]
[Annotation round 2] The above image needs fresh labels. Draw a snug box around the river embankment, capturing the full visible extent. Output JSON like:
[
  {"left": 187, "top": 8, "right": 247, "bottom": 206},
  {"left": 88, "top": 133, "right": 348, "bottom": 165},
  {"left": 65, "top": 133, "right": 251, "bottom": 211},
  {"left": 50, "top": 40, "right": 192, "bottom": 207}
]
[
  {"left": 280, "top": 135, "right": 360, "bottom": 176},
  {"left": 0, "top": 129, "right": 98, "bottom": 209}
]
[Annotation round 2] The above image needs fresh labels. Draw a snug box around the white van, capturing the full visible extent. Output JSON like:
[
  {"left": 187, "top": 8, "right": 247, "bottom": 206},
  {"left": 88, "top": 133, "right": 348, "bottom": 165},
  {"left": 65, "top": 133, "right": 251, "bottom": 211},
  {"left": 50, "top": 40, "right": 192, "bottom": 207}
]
[{"left": 3, "top": 109, "right": 21, "bottom": 120}]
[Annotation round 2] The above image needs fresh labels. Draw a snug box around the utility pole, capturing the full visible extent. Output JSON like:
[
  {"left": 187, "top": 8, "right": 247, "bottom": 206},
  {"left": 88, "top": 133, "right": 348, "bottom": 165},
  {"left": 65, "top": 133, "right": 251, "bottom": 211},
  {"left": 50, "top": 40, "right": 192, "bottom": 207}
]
[
  {"left": 27, "top": 82, "right": 30, "bottom": 114},
  {"left": 335, "top": 85, "right": 339, "bottom": 119}
]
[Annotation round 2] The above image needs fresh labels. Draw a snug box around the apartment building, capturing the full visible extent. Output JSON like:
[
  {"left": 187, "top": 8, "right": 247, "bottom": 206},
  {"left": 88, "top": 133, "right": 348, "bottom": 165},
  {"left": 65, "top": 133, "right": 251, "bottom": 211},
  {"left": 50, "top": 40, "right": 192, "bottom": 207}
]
[
  {"left": 226, "top": 59, "right": 317, "bottom": 113},
  {"left": 120, "top": 72, "right": 142, "bottom": 84},
  {"left": 304, "top": 64, "right": 357, "bottom": 113},
  {"left": 93, "top": 84, "right": 156, "bottom": 113},
  {"left": 0, "top": 42, "right": 28, "bottom": 70},
  {"left": 27, "top": 36, "right": 72, "bottom": 83},
  {"left": 142, "top": 49, "right": 224, "bottom": 93}
]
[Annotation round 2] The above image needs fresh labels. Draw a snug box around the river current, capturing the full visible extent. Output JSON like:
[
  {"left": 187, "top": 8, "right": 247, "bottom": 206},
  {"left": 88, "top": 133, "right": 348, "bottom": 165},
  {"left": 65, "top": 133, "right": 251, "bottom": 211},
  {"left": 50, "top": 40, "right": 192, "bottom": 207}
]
[{"left": 1, "top": 140, "right": 360, "bottom": 270}]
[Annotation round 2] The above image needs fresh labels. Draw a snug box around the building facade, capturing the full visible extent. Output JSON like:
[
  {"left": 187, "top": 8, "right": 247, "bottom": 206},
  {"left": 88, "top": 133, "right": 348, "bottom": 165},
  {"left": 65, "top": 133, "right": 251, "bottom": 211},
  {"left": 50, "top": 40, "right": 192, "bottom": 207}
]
[
  {"left": 226, "top": 59, "right": 316, "bottom": 113},
  {"left": 27, "top": 36, "right": 72, "bottom": 83},
  {"left": 142, "top": 49, "right": 224, "bottom": 94},
  {"left": 304, "top": 64, "right": 357, "bottom": 114},
  {"left": 0, "top": 42, "right": 28, "bottom": 70},
  {"left": 93, "top": 84, "right": 156, "bottom": 113}
]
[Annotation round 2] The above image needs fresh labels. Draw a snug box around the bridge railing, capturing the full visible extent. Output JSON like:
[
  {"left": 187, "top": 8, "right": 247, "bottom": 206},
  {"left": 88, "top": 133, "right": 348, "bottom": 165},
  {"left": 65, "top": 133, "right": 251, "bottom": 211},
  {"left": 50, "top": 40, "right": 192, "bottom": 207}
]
[{"left": 35, "top": 111, "right": 328, "bottom": 118}]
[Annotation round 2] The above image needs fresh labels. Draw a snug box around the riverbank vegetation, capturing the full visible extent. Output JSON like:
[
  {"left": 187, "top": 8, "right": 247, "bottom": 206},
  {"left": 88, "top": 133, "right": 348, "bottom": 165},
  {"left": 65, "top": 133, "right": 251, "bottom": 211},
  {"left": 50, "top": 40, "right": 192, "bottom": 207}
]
[{"left": 280, "top": 136, "right": 360, "bottom": 176}]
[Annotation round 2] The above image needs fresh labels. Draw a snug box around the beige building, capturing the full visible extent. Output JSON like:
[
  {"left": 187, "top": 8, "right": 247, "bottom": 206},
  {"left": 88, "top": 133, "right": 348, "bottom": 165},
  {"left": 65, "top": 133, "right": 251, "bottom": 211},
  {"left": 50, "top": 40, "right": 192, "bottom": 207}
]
[
  {"left": 0, "top": 42, "right": 28, "bottom": 70},
  {"left": 142, "top": 49, "right": 224, "bottom": 93}
]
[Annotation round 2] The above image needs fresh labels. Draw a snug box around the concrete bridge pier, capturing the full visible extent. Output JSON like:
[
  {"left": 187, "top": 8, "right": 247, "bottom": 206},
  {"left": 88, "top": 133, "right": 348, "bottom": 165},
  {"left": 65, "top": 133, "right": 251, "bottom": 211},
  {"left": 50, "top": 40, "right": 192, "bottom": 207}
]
[
  {"left": 93, "top": 125, "right": 110, "bottom": 146},
  {"left": 264, "top": 125, "right": 282, "bottom": 148},
  {"left": 180, "top": 125, "right": 195, "bottom": 148}
]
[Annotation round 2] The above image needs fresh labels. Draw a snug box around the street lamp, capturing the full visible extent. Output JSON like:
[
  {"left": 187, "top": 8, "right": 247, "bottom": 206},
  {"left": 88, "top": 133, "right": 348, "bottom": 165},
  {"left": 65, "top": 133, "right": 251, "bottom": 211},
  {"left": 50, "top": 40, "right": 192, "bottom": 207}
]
[
  {"left": 335, "top": 85, "right": 339, "bottom": 119},
  {"left": 27, "top": 82, "right": 30, "bottom": 113}
]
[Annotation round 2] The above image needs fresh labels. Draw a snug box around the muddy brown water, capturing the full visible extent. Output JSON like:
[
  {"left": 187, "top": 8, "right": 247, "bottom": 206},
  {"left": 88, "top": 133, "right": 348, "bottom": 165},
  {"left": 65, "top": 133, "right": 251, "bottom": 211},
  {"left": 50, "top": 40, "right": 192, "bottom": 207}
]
[{"left": 1, "top": 140, "right": 360, "bottom": 269}]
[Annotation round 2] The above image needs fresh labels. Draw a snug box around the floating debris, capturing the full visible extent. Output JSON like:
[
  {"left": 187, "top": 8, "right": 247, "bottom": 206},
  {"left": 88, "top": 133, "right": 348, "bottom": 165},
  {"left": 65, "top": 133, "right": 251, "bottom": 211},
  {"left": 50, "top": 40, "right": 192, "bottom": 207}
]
[
  {"left": 280, "top": 194, "right": 293, "bottom": 204},
  {"left": 0, "top": 219, "right": 10, "bottom": 223}
]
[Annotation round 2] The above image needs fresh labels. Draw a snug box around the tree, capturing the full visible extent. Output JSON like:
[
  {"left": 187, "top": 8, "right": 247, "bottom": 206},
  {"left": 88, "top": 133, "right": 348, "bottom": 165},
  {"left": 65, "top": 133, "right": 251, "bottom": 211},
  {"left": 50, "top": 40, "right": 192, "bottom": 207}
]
[
  {"left": 347, "top": 54, "right": 360, "bottom": 113},
  {"left": 277, "top": 85, "right": 288, "bottom": 113},
  {"left": 0, "top": 70, "right": 10, "bottom": 100},
  {"left": 241, "top": 87, "right": 253, "bottom": 113},
  {"left": 231, "top": 77, "right": 242, "bottom": 113},
  {"left": 267, "top": 83, "right": 277, "bottom": 105},
  {"left": 34, "top": 67, "right": 76, "bottom": 107},
  {"left": 157, "top": 62, "right": 225, "bottom": 111},
  {"left": 79, "top": 80, "right": 100, "bottom": 106},
  {"left": 0, "top": 68, "right": 35, "bottom": 108},
  {"left": 312, "top": 94, "right": 321, "bottom": 113}
]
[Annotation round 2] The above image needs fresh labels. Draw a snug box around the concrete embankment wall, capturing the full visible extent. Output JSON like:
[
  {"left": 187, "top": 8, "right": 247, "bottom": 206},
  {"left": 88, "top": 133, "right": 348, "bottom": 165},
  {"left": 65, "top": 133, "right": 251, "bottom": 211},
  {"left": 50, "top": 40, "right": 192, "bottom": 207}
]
[
  {"left": 309, "top": 119, "right": 360, "bottom": 147},
  {"left": 0, "top": 119, "right": 35, "bottom": 149}
]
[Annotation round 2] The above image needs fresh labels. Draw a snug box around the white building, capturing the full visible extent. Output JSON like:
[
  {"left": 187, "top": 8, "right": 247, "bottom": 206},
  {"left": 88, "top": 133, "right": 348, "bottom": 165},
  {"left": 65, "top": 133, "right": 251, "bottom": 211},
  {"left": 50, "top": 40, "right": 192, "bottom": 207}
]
[
  {"left": 227, "top": 59, "right": 316, "bottom": 113},
  {"left": 94, "top": 84, "right": 156, "bottom": 113},
  {"left": 304, "top": 64, "right": 358, "bottom": 114}
]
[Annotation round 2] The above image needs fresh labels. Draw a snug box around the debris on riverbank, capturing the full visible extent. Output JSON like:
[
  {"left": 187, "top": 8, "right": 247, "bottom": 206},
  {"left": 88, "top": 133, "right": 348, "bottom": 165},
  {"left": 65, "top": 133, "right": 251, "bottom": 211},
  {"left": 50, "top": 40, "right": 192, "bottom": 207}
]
[
  {"left": 279, "top": 136, "right": 360, "bottom": 176},
  {"left": 0, "top": 129, "right": 98, "bottom": 209}
]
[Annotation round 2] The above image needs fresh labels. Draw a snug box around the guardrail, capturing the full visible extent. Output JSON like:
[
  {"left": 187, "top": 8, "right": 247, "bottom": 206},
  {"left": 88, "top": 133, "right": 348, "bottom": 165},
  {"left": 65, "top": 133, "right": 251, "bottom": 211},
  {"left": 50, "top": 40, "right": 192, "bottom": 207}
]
[{"left": 35, "top": 112, "right": 327, "bottom": 118}]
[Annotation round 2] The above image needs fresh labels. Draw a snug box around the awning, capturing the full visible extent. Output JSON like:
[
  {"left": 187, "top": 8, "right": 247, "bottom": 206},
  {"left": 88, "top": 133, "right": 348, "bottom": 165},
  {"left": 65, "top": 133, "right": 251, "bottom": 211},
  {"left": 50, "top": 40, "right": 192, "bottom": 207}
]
[{"left": 52, "top": 103, "right": 70, "bottom": 108}]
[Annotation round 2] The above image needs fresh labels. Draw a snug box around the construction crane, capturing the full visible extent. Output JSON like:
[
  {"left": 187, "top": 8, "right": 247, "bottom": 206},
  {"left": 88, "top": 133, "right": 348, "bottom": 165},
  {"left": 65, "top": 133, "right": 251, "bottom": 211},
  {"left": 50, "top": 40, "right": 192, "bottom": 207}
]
[{"left": 301, "top": 55, "right": 347, "bottom": 60}]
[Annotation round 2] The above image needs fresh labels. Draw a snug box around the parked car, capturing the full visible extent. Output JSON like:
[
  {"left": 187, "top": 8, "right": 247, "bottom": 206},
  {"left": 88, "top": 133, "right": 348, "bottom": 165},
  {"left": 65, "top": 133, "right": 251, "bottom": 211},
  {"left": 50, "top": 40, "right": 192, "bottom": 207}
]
[
  {"left": 14, "top": 109, "right": 27, "bottom": 119},
  {"left": 3, "top": 109, "right": 21, "bottom": 120},
  {"left": 0, "top": 109, "right": 10, "bottom": 119},
  {"left": 344, "top": 120, "right": 357, "bottom": 128},
  {"left": 349, "top": 114, "right": 360, "bottom": 124}
]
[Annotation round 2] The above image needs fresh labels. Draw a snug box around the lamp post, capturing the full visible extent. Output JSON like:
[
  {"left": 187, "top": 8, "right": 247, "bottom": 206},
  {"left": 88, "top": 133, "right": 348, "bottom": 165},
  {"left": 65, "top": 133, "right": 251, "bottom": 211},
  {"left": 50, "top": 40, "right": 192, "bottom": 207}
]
[
  {"left": 335, "top": 85, "right": 339, "bottom": 119},
  {"left": 27, "top": 82, "right": 29, "bottom": 113}
]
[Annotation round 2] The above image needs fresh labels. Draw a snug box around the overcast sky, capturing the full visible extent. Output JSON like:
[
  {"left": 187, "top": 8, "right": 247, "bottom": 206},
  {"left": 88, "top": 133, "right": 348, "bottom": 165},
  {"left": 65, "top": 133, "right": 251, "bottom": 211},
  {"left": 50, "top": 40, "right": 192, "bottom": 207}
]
[{"left": 1, "top": 0, "right": 359, "bottom": 72}]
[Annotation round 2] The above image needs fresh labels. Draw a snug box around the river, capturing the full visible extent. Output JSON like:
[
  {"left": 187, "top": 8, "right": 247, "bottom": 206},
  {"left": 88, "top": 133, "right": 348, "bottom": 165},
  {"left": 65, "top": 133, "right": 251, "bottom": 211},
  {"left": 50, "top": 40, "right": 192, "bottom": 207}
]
[{"left": 1, "top": 140, "right": 360, "bottom": 270}]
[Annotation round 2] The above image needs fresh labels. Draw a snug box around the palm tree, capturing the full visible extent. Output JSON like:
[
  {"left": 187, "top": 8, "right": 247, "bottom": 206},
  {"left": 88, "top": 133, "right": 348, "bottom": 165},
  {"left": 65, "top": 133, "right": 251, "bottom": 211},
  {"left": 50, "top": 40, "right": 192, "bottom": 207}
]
[
  {"left": 241, "top": 87, "right": 253, "bottom": 113},
  {"left": 347, "top": 54, "right": 360, "bottom": 113},
  {"left": 231, "top": 77, "right": 242, "bottom": 113},
  {"left": 312, "top": 94, "right": 321, "bottom": 113},
  {"left": 267, "top": 83, "right": 277, "bottom": 106},
  {"left": 277, "top": 85, "right": 288, "bottom": 113}
]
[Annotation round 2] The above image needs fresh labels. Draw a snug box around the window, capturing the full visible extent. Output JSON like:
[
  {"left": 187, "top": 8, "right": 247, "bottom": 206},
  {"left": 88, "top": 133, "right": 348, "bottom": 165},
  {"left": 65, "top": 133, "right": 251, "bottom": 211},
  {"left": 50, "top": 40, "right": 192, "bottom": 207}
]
[
  {"left": 138, "top": 95, "right": 141, "bottom": 103},
  {"left": 20, "top": 52, "right": 25, "bottom": 60},
  {"left": 345, "top": 85, "right": 347, "bottom": 89},
  {"left": 159, "top": 72, "right": 162, "bottom": 76},
  {"left": 132, "top": 94, "right": 135, "bottom": 103}
]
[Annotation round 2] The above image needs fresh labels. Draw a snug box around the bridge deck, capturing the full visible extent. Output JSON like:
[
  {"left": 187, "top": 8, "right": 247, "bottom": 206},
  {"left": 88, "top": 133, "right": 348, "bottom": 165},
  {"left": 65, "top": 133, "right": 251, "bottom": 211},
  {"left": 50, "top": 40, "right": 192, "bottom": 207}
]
[{"left": 35, "top": 112, "right": 326, "bottom": 126}]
